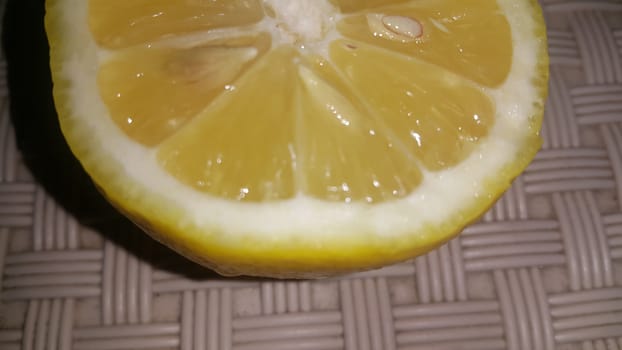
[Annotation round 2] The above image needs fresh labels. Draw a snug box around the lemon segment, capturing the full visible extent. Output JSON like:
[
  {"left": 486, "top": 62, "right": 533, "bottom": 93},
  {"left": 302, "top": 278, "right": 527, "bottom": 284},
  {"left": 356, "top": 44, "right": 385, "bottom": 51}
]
[
  {"left": 336, "top": 0, "right": 513, "bottom": 87},
  {"left": 329, "top": 40, "right": 495, "bottom": 170},
  {"left": 157, "top": 48, "right": 297, "bottom": 201},
  {"left": 297, "top": 63, "right": 422, "bottom": 203},
  {"left": 98, "top": 35, "right": 269, "bottom": 146},
  {"left": 88, "top": 0, "right": 265, "bottom": 49}
]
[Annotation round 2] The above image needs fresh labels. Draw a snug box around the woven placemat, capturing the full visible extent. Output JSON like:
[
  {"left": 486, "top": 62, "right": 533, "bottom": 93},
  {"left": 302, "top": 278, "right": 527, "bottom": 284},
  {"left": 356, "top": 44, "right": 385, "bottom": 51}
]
[{"left": 1, "top": 0, "right": 622, "bottom": 349}]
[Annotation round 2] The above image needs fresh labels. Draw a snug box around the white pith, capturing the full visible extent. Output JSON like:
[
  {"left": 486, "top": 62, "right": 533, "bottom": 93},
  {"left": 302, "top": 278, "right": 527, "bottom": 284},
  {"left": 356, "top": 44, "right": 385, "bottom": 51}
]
[
  {"left": 263, "top": 0, "right": 338, "bottom": 43},
  {"left": 53, "top": 0, "right": 542, "bottom": 240}
]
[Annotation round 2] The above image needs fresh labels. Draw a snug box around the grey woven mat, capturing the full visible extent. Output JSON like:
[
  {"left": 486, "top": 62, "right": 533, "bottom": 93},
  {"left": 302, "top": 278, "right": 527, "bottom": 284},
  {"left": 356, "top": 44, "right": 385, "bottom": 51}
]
[{"left": 1, "top": 0, "right": 622, "bottom": 349}]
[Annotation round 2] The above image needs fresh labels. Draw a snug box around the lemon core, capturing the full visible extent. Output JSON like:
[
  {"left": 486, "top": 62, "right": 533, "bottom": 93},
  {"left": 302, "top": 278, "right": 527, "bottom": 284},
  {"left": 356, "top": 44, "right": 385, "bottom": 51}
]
[{"left": 264, "top": 0, "right": 339, "bottom": 45}]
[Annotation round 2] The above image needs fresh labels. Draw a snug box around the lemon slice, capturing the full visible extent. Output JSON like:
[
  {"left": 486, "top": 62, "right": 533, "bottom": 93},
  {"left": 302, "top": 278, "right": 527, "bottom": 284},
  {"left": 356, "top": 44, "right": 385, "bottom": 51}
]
[{"left": 45, "top": 0, "right": 549, "bottom": 278}]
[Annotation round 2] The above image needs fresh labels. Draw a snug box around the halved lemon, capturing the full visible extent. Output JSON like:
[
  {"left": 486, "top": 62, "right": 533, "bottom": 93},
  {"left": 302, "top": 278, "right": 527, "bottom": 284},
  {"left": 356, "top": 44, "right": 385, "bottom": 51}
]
[{"left": 45, "top": 0, "right": 548, "bottom": 278}]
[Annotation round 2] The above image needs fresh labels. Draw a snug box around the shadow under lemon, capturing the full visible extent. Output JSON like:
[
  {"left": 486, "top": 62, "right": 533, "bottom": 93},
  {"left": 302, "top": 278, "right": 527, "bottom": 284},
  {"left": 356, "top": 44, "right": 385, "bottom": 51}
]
[{"left": 1, "top": 0, "right": 247, "bottom": 281}]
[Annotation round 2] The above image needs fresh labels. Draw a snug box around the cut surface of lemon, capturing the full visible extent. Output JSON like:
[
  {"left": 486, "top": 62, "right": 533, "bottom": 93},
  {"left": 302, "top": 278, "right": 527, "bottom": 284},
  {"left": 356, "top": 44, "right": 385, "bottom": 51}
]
[{"left": 45, "top": 0, "right": 548, "bottom": 278}]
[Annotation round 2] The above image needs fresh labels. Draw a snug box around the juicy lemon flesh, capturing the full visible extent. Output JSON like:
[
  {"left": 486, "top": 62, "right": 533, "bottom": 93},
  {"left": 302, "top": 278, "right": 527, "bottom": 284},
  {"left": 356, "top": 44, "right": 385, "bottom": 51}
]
[
  {"left": 336, "top": 0, "right": 513, "bottom": 87},
  {"left": 88, "top": 0, "right": 265, "bottom": 49},
  {"left": 98, "top": 34, "right": 272, "bottom": 146},
  {"left": 92, "top": 0, "right": 509, "bottom": 204}
]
